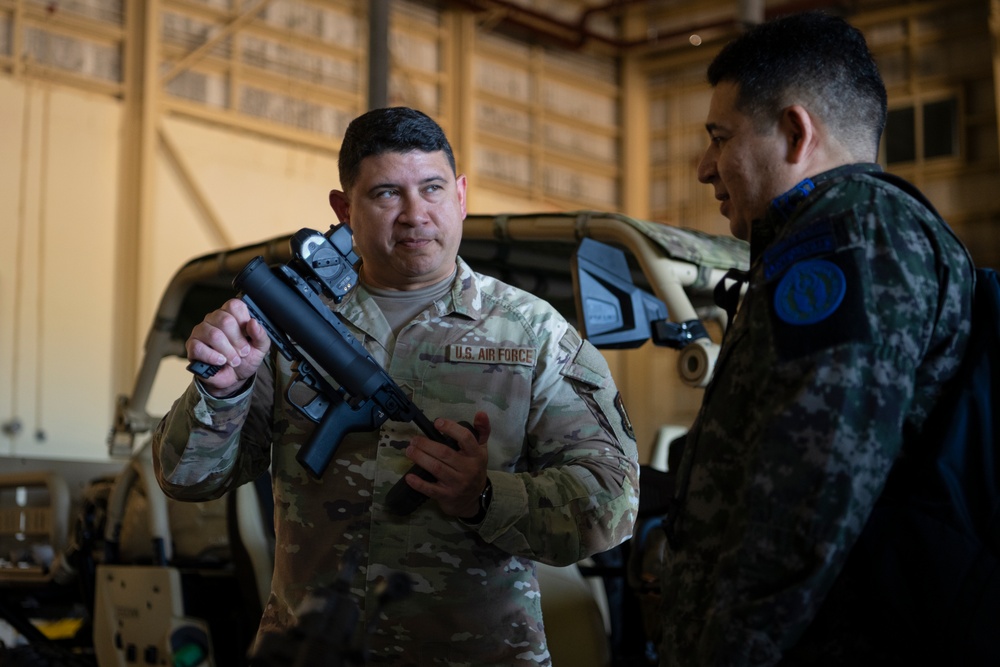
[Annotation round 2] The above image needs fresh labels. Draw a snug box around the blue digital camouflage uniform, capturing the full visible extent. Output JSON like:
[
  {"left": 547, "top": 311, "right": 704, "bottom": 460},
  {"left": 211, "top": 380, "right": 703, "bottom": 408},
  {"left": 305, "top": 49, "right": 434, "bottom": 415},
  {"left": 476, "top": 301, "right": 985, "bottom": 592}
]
[
  {"left": 153, "top": 256, "right": 640, "bottom": 666},
  {"left": 658, "top": 164, "right": 974, "bottom": 666}
]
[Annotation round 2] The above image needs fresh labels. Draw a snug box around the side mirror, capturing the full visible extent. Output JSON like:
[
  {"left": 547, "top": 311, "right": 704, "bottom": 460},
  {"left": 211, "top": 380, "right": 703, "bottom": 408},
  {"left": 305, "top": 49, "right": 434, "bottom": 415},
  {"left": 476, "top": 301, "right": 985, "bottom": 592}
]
[{"left": 572, "top": 238, "right": 669, "bottom": 349}]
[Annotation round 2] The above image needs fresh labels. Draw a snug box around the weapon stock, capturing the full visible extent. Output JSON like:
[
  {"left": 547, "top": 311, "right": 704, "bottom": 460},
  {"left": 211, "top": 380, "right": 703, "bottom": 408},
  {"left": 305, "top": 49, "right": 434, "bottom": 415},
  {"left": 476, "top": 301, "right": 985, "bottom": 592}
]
[{"left": 187, "top": 226, "right": 461, "bottom": 515}]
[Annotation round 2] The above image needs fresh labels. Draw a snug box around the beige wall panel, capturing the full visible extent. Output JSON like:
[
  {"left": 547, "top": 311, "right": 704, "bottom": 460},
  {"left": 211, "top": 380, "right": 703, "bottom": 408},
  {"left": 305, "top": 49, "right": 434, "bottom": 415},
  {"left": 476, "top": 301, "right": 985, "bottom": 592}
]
[
  {"left": 138, "top": 116, "right": 343, "bottom": 415},
  {"left": 0, "top": 77, "right": 120, "bottom": 461},
  {"left": 620, "top": 345, "right": 704, "bottom": 464},
  {"left": 143, "top": 116, "right": 341, "bottom": 316},
  {"left": 466, "top": 188, "right": 560, "bottom": 216},
  {"left": 923, "top": 171, "right": 1000, "bottom": 219},
  {"left": 0, "top": 77, "right": 31, "bottom": 458},
  {"left": 137, "top": 132, "right": 220, "bottom": 418}
]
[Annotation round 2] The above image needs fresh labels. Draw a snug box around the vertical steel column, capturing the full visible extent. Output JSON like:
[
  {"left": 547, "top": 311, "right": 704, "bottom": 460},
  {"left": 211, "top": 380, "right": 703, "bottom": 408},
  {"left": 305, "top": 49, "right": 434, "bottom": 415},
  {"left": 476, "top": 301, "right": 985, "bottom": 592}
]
[
  {"left": 739, "top": 0, "right": 765, "bottom": 27},
  {"left": 369, "top": 0, "right": 391, "bottom": 110},
  {"left": 992, "top": 0, "right": 1000, "bottom": 163},
  {"left": 114, "top": 0, "right": 161, "bottom": 402}
]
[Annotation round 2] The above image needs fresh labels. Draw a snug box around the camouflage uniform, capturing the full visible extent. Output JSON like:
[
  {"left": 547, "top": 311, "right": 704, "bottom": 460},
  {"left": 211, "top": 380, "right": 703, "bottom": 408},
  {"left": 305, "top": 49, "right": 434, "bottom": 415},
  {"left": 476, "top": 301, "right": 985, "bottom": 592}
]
[
  {"left": 153, "top": 256, "right": 639, "bottom": 666},
  {"left": 658, "top": 164, "right": 974, "bottom": 666}
]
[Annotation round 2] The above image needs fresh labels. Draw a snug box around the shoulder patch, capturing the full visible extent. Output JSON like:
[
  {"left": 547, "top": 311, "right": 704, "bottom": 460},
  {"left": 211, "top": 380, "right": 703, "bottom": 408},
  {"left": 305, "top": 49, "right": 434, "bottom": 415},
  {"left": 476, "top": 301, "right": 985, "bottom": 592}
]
[
  {"left": 614, "top": 392, "right": 635, "bottom": 441},
  {"left": 560, "top": 337, "right": 607, "bottom": 387},
  {"left": 767, "top": 250, "right": 873, "bottom": 361},
  {"left": 773, "top": 259, "right": 847, "bottom": 325}
]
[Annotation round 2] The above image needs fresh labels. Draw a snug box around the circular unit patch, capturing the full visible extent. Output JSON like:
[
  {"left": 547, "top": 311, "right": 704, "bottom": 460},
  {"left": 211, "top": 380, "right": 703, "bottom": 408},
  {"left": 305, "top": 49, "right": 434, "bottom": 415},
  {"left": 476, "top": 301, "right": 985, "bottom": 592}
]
[{"left": 773, "top": 258, "right": 847, "bottom": 325}]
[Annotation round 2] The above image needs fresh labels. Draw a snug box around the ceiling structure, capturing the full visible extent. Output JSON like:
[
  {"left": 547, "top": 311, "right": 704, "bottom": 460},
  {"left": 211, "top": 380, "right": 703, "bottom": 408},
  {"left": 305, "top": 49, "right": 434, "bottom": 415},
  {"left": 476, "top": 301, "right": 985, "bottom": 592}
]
[{"left": 441, "top": 0, "right": 856, "bottom": 54}]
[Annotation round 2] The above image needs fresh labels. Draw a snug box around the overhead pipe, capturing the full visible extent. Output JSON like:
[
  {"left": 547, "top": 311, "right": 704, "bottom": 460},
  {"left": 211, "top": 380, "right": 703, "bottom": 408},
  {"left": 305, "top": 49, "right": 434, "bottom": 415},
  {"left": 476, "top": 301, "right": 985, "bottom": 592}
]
[{"left": 446, "top": 0, "right": 853, "bottom": 52}]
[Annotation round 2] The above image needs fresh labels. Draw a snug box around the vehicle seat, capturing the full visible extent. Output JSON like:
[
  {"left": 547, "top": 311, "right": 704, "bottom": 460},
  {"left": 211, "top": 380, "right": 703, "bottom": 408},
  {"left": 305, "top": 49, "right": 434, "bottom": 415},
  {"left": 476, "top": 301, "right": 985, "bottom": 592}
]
[
  {"left": 537, "top": 561, "right": 612, "bottom": 666},
  {"left": 227, "top": 472, "right": 274, "bottom": 614}
]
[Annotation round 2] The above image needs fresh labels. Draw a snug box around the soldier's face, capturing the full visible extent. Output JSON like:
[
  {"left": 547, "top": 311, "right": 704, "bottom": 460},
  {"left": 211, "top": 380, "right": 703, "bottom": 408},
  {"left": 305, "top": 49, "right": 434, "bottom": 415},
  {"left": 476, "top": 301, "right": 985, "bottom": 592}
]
[
  {"left": 332, "top": 150, "right": 467, "bottom": 291},
  {"left": 697, "top": 81, "right": 790, "bottom": 241}
]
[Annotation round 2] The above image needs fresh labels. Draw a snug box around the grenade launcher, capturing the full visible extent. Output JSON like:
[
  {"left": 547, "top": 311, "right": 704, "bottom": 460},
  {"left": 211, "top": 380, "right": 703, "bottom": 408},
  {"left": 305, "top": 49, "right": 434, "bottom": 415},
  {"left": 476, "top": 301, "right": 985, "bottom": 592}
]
[{"left": 187, "top": 223, "right": 460, "bottom": 516}]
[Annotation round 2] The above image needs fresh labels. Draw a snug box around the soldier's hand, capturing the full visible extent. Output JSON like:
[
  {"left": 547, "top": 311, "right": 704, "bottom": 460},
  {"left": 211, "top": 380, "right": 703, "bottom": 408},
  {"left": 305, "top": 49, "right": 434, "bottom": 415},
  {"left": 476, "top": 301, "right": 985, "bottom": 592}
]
[
  {"left": 186, "top": 298, "right": 270, "bottom": 397},
  {"left": 404, "top": 411, "right": 491, "bottom": 519}
]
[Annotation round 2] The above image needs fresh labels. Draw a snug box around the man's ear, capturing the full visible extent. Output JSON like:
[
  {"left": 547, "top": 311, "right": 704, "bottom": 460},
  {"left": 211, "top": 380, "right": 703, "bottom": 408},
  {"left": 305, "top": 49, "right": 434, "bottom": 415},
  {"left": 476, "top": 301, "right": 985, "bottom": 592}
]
[
  {"left": 780, "top": 105, "right": 819, "bottom": 165},
  {"left": 456, "top": 174, "right": 468, "bottom": 219},
  {"left": 329, "top": 189, "right": 351, "bottom": 225}
]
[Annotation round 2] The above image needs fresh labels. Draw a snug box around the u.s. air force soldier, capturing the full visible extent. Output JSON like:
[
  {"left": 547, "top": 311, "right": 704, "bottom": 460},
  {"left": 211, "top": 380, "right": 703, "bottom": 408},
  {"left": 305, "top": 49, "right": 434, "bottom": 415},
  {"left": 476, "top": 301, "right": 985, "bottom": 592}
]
[
  {"left": 657, "top": 12, "right": 975, "bottom": 666},
  {"left": 153, "top": 106, "right": 639, "bottom": 666}
]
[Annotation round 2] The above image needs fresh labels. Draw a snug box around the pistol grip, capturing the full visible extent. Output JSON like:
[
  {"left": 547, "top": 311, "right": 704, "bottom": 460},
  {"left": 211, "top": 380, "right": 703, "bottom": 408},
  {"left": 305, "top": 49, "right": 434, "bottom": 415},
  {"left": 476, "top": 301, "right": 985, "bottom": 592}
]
[{"left": 297, "top": 400, "right": 387, "bottom": 478}]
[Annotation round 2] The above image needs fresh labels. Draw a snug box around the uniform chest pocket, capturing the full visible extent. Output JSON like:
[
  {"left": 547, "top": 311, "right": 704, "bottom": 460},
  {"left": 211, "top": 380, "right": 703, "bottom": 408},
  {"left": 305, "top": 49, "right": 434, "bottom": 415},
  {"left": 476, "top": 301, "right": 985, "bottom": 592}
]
[
  {"left": 410, "top": 356, "right": 532, "bottom": 416},
  {"left": 405, "top": 348, "right": 534, "bottom": 467}
]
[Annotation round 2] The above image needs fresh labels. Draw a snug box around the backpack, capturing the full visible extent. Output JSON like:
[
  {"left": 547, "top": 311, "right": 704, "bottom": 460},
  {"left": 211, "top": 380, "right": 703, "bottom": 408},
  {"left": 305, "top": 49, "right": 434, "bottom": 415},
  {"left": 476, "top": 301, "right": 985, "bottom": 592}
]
[{"left": 845, "top": 173, "right": 1000, "bottom": 663}]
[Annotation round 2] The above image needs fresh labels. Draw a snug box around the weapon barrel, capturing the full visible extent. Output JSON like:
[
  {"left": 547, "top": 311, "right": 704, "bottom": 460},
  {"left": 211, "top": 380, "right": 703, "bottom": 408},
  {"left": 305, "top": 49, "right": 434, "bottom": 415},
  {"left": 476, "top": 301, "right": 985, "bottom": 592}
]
[{"left": 235, "top": 258, "right": 385, "bottom": 399}]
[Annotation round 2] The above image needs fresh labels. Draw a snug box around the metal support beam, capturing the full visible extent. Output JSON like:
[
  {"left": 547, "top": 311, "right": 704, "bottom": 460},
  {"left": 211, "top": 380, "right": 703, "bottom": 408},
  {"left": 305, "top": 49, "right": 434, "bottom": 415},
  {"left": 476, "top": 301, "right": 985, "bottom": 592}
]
[
  {"left": 158, "top": 128, "right": 235, "bottom": 249},
  {"left": 160, "top": 0, "right": 274, "bottom": 86},
  {"left": 113, "top": 0, "right": 161, "bottom": 396},
  {"left": 369, "top": 0, "right": 390, "bottom": 110},
  {"left": 992, "top": 0, "right": 1000, "bottom": 163},
  {"left": 739, "top": 0, "right": 765, "bottom": 27}
]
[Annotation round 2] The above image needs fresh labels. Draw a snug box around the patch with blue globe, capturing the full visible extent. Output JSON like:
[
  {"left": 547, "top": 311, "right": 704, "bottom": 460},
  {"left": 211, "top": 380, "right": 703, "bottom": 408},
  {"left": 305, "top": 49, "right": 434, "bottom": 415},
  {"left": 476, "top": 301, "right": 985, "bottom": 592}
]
[{"left": 773, "top": 259, "right": 847, "bottom": 325}]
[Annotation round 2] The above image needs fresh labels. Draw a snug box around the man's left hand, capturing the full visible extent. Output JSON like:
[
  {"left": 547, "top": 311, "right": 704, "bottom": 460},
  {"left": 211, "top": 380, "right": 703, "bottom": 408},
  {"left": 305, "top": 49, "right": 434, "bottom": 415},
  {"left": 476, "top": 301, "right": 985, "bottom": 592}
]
[{"left": 404, "top": 411, "right": 491, "bottom": 518}]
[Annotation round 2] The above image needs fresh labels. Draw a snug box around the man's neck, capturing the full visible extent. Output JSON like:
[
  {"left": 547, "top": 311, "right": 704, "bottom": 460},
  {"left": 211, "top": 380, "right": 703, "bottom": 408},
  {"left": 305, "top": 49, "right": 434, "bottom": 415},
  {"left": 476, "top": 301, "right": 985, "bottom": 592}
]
[{"left": 364, "top": 269, "right": 456, "bottom": 336}]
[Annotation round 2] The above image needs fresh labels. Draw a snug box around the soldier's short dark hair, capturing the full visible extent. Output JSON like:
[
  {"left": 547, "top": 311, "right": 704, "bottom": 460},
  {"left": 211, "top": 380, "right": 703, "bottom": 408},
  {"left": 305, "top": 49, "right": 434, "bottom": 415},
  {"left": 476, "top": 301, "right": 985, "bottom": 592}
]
[
  {"left": 338, "top": 107, "right": 457, "bottom": 191},
  {"left": 707, "top": 11, "right": 887, "bottom": 161}
]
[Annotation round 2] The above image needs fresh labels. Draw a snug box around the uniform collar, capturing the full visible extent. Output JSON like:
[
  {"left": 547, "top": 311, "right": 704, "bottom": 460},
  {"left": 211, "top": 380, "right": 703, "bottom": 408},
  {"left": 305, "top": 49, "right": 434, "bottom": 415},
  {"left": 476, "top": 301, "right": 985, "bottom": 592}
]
[
  {"left": 334, "top": 257, "right": 481, "bottom": 338},
  {"left": 749, "top": 163, "right": 883, "bottom": 262}
]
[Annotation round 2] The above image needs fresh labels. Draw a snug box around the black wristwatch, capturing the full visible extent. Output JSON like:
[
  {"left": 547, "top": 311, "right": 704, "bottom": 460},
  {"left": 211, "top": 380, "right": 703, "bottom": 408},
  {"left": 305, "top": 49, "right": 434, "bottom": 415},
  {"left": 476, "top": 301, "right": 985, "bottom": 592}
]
[{"left": 463, "top": 478, "right": 493, "bottom": 525}]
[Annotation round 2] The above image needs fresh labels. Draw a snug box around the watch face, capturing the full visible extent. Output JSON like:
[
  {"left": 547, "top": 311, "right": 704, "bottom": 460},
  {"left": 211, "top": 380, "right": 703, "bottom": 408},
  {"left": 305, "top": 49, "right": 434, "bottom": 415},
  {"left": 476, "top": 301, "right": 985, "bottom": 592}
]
[{"left": 477, "top": 479, "right": 493, "bottom": 516}]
